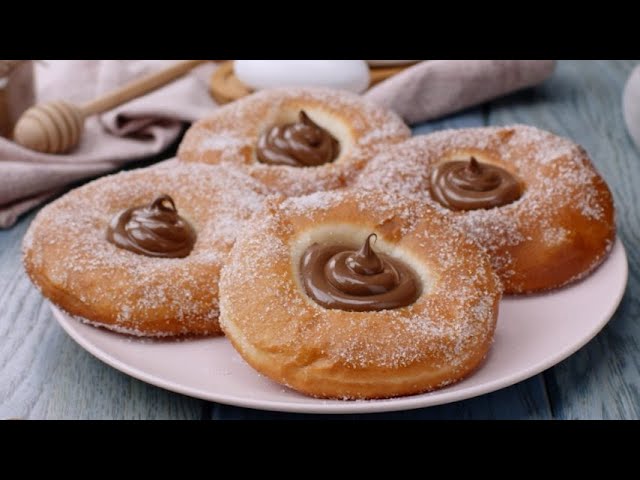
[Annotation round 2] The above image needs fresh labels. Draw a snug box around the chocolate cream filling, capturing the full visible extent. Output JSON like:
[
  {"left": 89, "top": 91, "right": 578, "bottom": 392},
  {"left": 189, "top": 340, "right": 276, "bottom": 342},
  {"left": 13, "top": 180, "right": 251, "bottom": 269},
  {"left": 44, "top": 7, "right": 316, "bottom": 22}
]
[
  {"left": 301, "top": 234, "right": 420, "bottom": 311},
  {"left": 106, "top": 194, "right": 196, "bottom": 258},
  {"left": 256, "top": 111, "right": 340, "bottom": 167},
  {"left": 429, "top": 157, "right": 522, "bottom": 211}
]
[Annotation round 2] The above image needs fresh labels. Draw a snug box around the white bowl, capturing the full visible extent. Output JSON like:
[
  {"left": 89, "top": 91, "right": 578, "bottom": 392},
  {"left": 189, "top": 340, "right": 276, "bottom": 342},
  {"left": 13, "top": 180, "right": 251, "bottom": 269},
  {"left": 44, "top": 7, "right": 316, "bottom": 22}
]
[{"left": 234, "top": 60, "right": 370, "bottom": 94}]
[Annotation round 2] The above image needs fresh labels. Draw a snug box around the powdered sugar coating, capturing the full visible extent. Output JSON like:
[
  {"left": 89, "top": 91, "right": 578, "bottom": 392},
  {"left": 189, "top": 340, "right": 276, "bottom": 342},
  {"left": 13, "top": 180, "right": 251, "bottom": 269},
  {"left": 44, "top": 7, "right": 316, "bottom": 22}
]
[
  {"left": 23, "top": 161, "right": 272, "bottom": 336},
  {"left": 178, "top": 87, "right": 411, "bottom": 197},
  {"left": 354, "top": 125, "right": 616, "bottom": 293},
  {"left": 219, "top": 190, "right": 500, "bottom": 399}
]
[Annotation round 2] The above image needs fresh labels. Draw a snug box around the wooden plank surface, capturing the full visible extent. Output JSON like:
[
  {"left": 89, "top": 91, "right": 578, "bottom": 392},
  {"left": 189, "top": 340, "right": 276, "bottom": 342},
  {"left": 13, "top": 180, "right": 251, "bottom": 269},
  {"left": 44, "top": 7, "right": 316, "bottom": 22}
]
[{"left": 1, "top": 60, "right": 637, "bottom": 419}]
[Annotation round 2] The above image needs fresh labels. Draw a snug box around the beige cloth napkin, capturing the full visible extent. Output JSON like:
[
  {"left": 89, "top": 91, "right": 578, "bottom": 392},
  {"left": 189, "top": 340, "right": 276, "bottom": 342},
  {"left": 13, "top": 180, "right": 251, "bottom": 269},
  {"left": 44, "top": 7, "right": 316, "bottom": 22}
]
[
  {"left": 0, "top": 60, "right": 217, "bottom": 228},
  {"left": 0, "top": 60, "right": 555, "bottom": 228},
  {"left": 365, "top": 60, "right": 556, "bottom": 124}
]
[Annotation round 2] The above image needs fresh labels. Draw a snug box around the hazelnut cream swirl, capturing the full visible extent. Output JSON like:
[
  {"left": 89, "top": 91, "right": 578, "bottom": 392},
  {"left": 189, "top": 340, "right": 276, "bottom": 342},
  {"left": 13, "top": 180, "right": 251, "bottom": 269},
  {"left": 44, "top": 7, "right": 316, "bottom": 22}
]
[
  {"left": 430, "top": 157, "right": 522, "bottom": 211},
  {"left": 257, "top": 111, "right": 340, "bottom": 167},
  {"left": 106, "top": 194, "right": 196, "bottom": 258},
  {"left": 301, "top": 234, "right": 419, "bottom": 311}
]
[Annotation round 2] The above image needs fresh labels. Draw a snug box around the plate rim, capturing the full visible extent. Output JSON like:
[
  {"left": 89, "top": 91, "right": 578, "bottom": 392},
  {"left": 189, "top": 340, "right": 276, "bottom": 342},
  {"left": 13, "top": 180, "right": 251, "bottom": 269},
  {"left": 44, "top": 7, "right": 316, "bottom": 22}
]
[{"left": 52, "top": 238, "right": 628, "bottom": 414}]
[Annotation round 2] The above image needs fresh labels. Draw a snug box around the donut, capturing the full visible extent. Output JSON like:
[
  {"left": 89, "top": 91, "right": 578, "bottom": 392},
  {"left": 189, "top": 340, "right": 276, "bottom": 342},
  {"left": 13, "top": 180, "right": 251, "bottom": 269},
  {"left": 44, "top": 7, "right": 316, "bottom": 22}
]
[
  {"left": 177, "top": 87, "right": 411, "bottom": 196},
  {"left": 354, "top": 125, "right": 616, "bottom": 294},
  {"left": 22, "top": 161, "right": 271, "bottom": 336},
  {"left": 219, "top": 190, "right": 501, "bottom": 399}
]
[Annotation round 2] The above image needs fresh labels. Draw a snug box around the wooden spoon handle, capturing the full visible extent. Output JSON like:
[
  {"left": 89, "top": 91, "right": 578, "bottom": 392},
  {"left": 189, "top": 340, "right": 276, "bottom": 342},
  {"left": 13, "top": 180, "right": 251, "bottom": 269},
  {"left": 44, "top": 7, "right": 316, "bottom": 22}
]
[{"left": 80, "top": 60, "right": 207, "bottom": 116}]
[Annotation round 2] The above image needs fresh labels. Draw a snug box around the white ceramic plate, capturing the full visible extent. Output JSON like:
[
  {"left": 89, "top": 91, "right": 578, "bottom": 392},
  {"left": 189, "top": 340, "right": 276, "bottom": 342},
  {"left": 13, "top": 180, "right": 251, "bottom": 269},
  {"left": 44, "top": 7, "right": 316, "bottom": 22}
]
[{"left": 52, "top": 238, "right": 628, "bottom": 414}]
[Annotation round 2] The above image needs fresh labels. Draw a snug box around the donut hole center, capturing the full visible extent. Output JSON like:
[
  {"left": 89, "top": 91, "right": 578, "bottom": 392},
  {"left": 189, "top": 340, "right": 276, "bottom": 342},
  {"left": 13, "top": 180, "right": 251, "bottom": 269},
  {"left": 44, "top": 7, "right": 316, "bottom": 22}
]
[
  {"left": 429, "top": 150, "right": 524, "bottom": 211},
  {"left": 254, "top": 108, "right": 351, "bottom": 168},
  {"left": 290, "top": 224, "right": 430, "bottom": 311}
]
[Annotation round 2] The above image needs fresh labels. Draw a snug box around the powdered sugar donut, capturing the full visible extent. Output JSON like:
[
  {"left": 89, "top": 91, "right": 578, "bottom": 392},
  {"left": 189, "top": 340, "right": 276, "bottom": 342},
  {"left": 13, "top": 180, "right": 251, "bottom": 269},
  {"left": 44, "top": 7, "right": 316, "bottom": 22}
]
[
  {"left": 177, "top": 87, "right": 410, "bottom": 196},
  {"left": 23, "top": 161, "right": 271, "bottom": 336},
  {"left": 355, "top": 126, "right": 616, "bottom": 294},
  {"left": 219, "top": 190, "right": 500, "bottom": 399}
]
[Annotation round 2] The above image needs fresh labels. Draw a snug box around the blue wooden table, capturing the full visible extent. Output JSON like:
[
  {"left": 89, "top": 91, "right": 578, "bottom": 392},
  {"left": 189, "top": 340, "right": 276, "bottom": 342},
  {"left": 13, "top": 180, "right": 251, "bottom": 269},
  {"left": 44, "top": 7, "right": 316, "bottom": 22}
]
[{"left": 1, "top": 60, "right": 638, "bottom": 419}]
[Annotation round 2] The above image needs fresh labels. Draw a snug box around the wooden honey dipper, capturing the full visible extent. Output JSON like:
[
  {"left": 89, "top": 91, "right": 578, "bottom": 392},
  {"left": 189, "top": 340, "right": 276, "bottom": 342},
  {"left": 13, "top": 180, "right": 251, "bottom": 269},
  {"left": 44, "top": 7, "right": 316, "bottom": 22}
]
[{"left": 13, "top": 60, "right": 208, "bottom": 154}]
